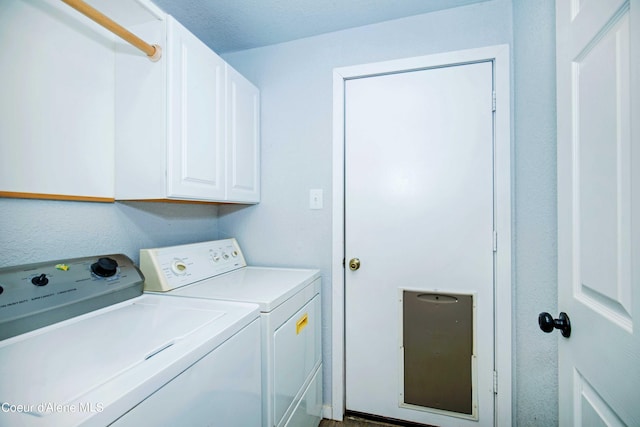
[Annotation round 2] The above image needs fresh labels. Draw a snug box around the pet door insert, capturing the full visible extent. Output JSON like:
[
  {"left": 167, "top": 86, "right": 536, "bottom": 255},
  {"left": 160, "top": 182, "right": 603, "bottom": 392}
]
[{"left": 402, "top": 291, "right": 474, "bottom": 416}]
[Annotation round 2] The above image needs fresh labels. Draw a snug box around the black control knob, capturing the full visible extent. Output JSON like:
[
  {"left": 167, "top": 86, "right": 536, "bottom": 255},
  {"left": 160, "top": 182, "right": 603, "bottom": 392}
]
[
  {"left": 31, "top": 273, "right": 49, "bottom": 286},
  {"left": 538, "top": 312, "right": 571, "bottom": 338},
  {"left": 91, "top": 257, "right": 118, "bottom": 278}
]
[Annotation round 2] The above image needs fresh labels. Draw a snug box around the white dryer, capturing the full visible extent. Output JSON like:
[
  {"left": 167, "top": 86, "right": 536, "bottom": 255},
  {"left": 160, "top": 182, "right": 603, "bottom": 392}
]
[
  {"left": 0, "top": 253, "right": 261, "bottom": 427},
  {"left": 140, "top": 238, "right": 323, "bottom": 427}
]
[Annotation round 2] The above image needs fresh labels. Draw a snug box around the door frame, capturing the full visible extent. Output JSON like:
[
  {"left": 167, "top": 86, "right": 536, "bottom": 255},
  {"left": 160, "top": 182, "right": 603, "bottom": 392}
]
[{"left": 330, "top": 44, "right": 512, "bottom": 425}]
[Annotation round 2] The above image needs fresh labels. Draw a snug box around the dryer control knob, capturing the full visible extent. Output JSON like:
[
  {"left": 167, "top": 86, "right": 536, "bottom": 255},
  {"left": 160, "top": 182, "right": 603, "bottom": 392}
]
[{"left": 171, "top": 260, "right": 188, "bottom": 275}]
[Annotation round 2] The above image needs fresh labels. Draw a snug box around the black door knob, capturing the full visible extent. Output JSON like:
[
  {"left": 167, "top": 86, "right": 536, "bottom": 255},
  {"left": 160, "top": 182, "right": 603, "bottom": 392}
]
[{"left": 538, "top": 312, "right": 571, "bottom": 338}]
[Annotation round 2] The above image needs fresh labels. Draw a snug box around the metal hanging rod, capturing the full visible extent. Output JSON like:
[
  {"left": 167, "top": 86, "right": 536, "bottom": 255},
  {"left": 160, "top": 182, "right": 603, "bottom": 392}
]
[{"left": 61, "top": 0, "right": 162, "bottom": 62}]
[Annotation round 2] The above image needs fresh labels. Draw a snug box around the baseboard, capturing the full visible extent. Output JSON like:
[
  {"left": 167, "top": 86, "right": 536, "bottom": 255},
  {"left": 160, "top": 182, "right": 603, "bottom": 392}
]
[{"left": 322, "top": 404, "right": 338, "bottom": 421}]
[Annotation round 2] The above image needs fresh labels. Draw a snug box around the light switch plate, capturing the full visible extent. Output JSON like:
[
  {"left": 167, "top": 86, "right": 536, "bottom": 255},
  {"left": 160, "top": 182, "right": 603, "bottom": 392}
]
[{"left": 309, "top": 189, "right": 323, "bottom": 209}]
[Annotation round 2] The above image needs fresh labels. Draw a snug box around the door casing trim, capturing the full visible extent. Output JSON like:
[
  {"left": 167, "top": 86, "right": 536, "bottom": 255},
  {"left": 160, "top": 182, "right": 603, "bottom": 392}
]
[{"left": 331, "top": 44, "right": 512, "bottom": 426}]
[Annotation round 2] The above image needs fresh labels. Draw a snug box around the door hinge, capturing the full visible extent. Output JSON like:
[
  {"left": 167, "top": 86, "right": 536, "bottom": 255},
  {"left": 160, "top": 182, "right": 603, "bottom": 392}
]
[
  {"left": 493, "top": 371, "right": 498, "bottom": 394},
  {"left": 492, "top": 91, "right": 496, "bottom": 112},
  {"left": 493, "top": 231, "right": 498, "bottom": 252}
]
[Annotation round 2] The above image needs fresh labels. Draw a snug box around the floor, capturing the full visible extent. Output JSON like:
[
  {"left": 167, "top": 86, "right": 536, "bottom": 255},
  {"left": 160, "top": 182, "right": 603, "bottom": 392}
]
[
  {"left": 320, "top": 414, "right": 425, "bottom": 427},
  {"left": 320, "top": 416, "right": 401, "bottom": 426}
]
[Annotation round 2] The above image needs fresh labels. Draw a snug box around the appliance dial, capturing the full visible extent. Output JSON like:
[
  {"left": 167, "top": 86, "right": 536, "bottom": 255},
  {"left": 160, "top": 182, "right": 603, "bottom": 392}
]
[
  {"left": 31, "top": 273, "right": 49, "bottom": 286},
  {"left": 91, "top": 257, "right": 118, "bottom": 277},
  {"left": 171, "top": 260, "right": 188, "bottom": 275},
  {"left": 222, "top": 252, "right": 230, "bottom": 260},
  {"left": 231, "top": 250, "right": 239, "bottom": 257},
  {"left": 212, "top": 253, "right": 220, "bottom": 262}
]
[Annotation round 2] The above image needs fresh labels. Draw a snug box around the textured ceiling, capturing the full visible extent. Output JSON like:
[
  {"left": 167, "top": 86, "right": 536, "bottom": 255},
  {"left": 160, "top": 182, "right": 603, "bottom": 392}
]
[{"left": 151, "top": 0, "right": 489, "bottom": 54}]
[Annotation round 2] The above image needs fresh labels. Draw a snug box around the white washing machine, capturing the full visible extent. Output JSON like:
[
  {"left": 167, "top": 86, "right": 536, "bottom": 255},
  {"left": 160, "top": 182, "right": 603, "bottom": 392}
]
[
  {"left": 0, "top": 253, "right": 261, "bottom": 427},
  {"left": 140, "top": 238, "right": 323, "bottom": 427}
]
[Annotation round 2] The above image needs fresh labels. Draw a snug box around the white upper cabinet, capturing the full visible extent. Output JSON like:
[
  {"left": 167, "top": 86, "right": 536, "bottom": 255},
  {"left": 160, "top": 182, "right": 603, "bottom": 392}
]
[
  {"left": 0, "top": 0, "right": 118, "bottom": 201},
  {"left": 0, "top": 0, "right": 258, "bottom": 203},
  {"left": 115, "top": 15, "right": 260, "bottom": 203}
]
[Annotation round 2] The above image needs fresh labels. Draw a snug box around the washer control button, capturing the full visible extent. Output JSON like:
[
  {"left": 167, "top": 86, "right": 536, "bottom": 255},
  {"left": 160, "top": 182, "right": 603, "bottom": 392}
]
[
  {"left": 212, "top": 253, "right": 220, "bottom": 262},
  {"left": 222, "top": 252, "right": 230, "bottom": 260},
  {"left": 231, "top": 250, "right": 239, "bottom": 257},
  {"left": 31, "top": 273, "right": 49, "bottom": 286},
  {"left": 91, "top": 258, "right": 119, "bottom": 278}
]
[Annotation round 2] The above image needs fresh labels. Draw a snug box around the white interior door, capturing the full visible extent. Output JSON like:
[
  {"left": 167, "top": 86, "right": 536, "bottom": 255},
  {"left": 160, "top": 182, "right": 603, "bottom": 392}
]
[
  {"left": 345, "top": 62, "right": 495, "bottom": 426},
  {"left": 556, "top": 0, "right": 640, "bottom": 425}
]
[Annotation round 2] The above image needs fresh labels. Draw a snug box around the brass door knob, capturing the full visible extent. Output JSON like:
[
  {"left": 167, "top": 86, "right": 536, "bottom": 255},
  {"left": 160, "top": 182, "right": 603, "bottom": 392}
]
[{"left": 349, "top": 258, "right": 361, "bottom": 271}]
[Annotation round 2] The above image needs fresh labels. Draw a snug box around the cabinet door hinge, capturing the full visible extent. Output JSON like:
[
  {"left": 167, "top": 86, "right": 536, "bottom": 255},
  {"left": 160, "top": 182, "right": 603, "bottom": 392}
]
[
  {"left": 492, "top": 91, "right": 496, "bottom": 112},
  {"left": 493, "top": 371, "right": 498, "bottom": 394}
]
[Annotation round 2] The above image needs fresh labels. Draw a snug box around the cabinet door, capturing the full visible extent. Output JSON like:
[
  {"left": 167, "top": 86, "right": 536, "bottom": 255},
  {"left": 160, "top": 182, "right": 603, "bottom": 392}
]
[
  {"left": 167, "top": 17, "right": 225, "bottom": 200},
  {"left": 226, "top": 65, "right": 260, "bottom": 203}
]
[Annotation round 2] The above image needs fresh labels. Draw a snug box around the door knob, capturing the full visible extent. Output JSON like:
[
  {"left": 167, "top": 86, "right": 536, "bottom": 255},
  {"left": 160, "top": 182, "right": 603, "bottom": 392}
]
[
  {"left": 538, "top": 312, "right": 571, "bottom": 338},
  {"left": 348, "top": 258, "right": 361, "bottom": 271}
]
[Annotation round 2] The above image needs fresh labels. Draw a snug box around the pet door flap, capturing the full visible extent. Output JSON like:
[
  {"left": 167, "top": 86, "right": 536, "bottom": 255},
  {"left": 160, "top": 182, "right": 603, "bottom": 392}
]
[{"left": 402, "top": 291, "right": 473, "bottom": 415}]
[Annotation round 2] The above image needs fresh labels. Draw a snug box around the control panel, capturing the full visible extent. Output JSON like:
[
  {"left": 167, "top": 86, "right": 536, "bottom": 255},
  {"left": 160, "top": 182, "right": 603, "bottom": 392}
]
[
  {"left": 139, "top": 238, "right": 247, "bottom": 292},
  {"left": 0, "top": 254, "right": 144, "bottom": 341}
]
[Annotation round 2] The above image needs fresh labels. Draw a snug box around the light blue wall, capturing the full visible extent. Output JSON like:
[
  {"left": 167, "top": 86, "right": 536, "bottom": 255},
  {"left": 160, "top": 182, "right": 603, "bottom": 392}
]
[
  {"left": 217, "top": 0, "right": 562, "bottom": 421},
  {"left": 0, "top": 199, "right": 220, "bottom": 267},
  {"left": 513, "top": 1, "right": 558, "bottom": 425}
]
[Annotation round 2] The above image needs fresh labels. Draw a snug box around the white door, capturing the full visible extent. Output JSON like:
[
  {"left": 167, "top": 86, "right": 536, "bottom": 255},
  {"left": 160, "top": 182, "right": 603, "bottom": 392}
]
[
  {"left": 556, "top": 0, "right": 640, "bottom": 425},
  {"left": 345, "top": 62, "right": 495, "bottom": 426}
]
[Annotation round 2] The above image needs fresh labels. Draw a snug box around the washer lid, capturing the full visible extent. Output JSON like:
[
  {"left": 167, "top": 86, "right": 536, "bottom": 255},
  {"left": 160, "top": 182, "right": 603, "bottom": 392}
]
[
  {"left": 169, "top": 267, "right": 321, "bottom": 312},
  {"left": 0, "top": 294, "right": 259, "bottom": 425}
]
